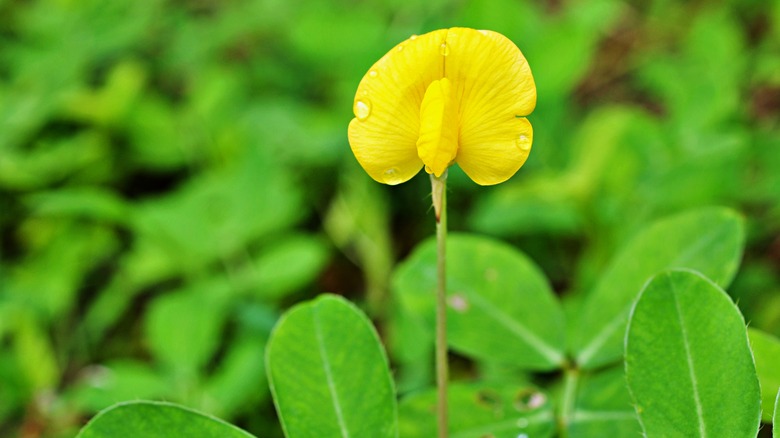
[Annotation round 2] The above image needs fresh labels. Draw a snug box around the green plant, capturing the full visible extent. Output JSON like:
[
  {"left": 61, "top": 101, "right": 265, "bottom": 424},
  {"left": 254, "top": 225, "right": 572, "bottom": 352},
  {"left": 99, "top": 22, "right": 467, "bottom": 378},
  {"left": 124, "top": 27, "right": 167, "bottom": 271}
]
[
  {"left": 75, "top": 206, "right": 780, "bottom": 437},
  {"left": 3, "top": 1, "right": 779, "bottom": 437}
]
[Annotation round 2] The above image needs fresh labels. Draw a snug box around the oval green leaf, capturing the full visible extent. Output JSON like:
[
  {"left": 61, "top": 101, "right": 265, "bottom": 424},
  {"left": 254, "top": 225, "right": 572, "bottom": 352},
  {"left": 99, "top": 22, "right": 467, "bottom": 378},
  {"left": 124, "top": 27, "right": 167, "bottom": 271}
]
[
  {"left": 266, "top": 294, "right": 397, "bottom": 438},
  {"left": 399, "top": 382, "right": 555, "bottom": 438},
  {"left": 748, "top": 328, "right": 780, "bottom": 422},
  {"left": 76, "top": 401, "right": 256, "bottom": 438},
  {"left": 144, "top": 280, "right": 230, "bottom": 372},
  {"left": 625, "top": 269, "right": 760, "bottom": 437},
  {"left": 573, "top": 207, "right": 744, "bottom": 369},
  {"left": 393, "top": 233, "right": 566, "bottom": 370}
]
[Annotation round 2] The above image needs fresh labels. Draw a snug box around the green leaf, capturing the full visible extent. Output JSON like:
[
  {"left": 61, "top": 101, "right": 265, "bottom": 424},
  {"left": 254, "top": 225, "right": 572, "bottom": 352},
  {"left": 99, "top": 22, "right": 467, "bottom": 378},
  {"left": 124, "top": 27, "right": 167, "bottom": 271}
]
[
  {"left": 13, "top": 310, "right": 59, "bottom": 391},
  {"left": 266, "top": 294, "right": 397, "bottom": 438},
  {"left": 399, "top": 382, "right": 555, "bottom": 438},
  {"left": 76, "top": 401, "right": 256, "bottom": 438},
  {"left": 67, "top": 361, "right": 169, "bottom": 413},
  {"left": 393, "top": 233, "right": 566, "bottom": 370},
  {"left": 748, "top": 328, "right": 780, "bottom": 422},
  {"left": 130, "top": 147, "right": 302, "bottom": 273},
  {"left": 774, "top": 388, "right": 780, "bottom": 437},
  {"left": 573, "top": 207, "right": 744, "bottom": 369},
  {"left": 144, "top": 280, "right": 231, "bottom": 372},
  {"left": 249, "top": 234, "right": 330, "bottom": 300},
  {"left": 203, "top": 333, "right": 270, "bottom": 417},
  {"left": 24, "top": 187, "right": 130, "bottom": 224},
  {"left": 625, "top": 269, "right": 760, "bottom": 437},
  {"left": 564, "top": 366, "right": 640, "bottom": 437}
]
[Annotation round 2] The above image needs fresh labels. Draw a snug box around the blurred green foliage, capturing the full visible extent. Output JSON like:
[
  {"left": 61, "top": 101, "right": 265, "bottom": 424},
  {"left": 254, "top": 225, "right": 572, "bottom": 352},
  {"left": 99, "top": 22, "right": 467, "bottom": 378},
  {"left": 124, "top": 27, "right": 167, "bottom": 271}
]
[{"left": 1, "top": 0, "right": 779, "bottom": 436}]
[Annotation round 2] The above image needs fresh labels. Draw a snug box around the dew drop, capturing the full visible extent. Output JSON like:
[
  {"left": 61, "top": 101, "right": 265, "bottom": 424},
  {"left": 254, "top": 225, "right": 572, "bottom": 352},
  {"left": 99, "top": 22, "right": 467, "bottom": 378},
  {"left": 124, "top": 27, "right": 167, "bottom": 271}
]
[
  {"left": 354, "top": 99, "right": 371, "bottom": 121},
  {"left": 383, "top": 167, "right": 404, "bottom": 184},
  {"left": 516, "top": 134, "right": 531, "bottom": 151},
  {"left": 440, "top": 42, "right": 450, "bottom": 56},
  {"left": 410, "top": 34, "right": 418, "bottom": 40},
  {"left": 513, "top": 389, "right": 546, "bottom": 412},
  {"left": 369, "top": 70, "right": 378, "bottom": 78},
  {"left": 479, "top": 29, "right": 489, "bottom": 36},
  {"left": 397, "top": 44, "right": 404, "bottom": 51},
  {"left": 448, "top": 294, "right": 469, "bottom": 312}
]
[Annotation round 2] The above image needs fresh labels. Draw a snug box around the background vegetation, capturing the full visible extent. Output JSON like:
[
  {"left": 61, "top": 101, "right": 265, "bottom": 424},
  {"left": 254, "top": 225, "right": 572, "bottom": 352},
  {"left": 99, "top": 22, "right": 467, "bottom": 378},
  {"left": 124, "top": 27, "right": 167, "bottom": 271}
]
[{"left": 1, "top": 0, "right": 779, "bottom": 436}]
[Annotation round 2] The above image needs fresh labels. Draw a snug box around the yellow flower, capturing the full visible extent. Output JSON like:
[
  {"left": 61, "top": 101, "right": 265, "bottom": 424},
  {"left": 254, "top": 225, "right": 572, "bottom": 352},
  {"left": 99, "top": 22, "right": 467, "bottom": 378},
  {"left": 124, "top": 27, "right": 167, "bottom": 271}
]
[{"left": 348, "top": 28, "right": 536, "bottom": 186}]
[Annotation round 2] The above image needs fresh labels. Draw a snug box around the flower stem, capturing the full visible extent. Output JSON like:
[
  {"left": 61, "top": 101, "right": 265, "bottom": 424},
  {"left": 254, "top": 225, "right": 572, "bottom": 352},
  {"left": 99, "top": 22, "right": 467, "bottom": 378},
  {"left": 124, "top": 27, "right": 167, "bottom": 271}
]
[{"left": 430, "top": 171, "right": 448, "bottom": 438}]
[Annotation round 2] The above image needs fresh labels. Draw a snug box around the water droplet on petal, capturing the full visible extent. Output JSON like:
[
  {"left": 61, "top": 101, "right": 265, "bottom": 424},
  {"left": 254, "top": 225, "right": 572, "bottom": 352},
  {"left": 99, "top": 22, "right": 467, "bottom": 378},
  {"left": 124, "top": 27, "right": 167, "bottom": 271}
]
[
  {"left": 448, "top": 294, "right": 469, "bottom": 312},
  {"left": 410, "top": 34, "right": 418, "bottom": 40},
  {"left": 479, "top": 30, "right": 489, "bottom": 36},
  {"left": 383, "top": 167, "right": 404, "bottom": 184},
  {"left": 354, "top": 99, "right": 371, "bottom": 121},
  {"left": 369, "top": 70, "right": 378, "bottom": 78},
  {"left": 397, "top": 44, "right": 404, "bottom": 51},
  {"left": 516, "top": 134, "right": 531, "bottom": 151},
  {"left": 440, "top": 42, "right": 450, "bottom": 56}
]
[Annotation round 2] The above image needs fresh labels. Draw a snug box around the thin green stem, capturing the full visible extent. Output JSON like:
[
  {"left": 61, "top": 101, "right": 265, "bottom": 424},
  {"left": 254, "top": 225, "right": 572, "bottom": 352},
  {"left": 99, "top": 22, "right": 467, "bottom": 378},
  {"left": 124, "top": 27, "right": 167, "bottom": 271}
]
[
  {"left": 558, "top": 362, "right": 579, "bottom": 438},
  {"left": 431, "top": 171, "right": 448, "bottom": 438}
]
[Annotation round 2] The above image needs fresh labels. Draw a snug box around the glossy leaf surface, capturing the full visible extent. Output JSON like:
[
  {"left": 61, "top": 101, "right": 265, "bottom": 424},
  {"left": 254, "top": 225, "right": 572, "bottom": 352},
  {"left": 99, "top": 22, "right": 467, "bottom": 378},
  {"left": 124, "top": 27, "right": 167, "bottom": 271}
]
[
  {"left": 76, "top": 401, "right": 256, "bottom": 438},
  {"left": 399, "top": 382, "right": 555, "bottom": 438},
  {"left": 266, "top": 294, "right": 397, "bottom": 437},
  {"left": 394, "top": 233, "right": 566, "bottom": 370},
  {"left": 573, "top": 207, "right": 744, "bottom": 369},
  {"left": 625, "top": 270, "right": 760, "bottom": 437}
]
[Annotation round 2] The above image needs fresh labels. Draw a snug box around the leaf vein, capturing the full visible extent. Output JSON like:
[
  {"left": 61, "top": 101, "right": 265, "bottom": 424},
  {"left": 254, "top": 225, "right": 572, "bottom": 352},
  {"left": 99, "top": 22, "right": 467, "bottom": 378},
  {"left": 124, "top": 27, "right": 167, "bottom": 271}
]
[
  {"left": 314, "top": 308, "right": 350, "bottom": 438},
  {"left": 669, "top": 275, "right": 707, "bottom": 438}
]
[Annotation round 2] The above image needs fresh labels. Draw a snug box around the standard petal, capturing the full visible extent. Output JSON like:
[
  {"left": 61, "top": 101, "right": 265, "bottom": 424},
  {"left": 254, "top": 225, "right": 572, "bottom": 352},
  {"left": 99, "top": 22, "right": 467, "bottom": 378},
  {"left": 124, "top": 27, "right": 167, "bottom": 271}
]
[
  {"left": 444, "top": 28, "right": 536, "bottom": 185},
  {"left": 347, "top": 29, "right": 448, "bottom": 185},
  {"left": 457, "top": 117, "right": 533, "bottom": 186}
]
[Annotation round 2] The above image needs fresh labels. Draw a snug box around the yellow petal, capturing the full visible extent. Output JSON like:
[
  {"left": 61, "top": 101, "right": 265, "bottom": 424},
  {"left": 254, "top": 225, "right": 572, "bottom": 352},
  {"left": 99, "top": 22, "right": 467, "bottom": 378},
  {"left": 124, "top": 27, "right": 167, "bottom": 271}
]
[
  {"left": 347, "top": 30, "right": 448, "bottom": 185},
  {"left": 444, "top": 28, "right": 536, "bottom": 185},
  {"left": 417, "top": 78, "right": 458, "bottom": 177},
  {"left": 456, "top": 116, "right": 533, "bottom": 185}
]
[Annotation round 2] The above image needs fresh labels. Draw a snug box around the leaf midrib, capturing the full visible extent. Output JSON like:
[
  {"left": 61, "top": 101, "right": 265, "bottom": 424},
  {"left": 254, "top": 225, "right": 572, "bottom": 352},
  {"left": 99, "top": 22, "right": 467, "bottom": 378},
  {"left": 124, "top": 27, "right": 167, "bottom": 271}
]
[
  {"left": 669, "top": 275, "right": 707, "bottom": 437},
  {"left": 464, "top": 289, "right": 563, "bottom": 365},
  {"left": 313, "top": 307, "right": 350, "bottom": 438}
]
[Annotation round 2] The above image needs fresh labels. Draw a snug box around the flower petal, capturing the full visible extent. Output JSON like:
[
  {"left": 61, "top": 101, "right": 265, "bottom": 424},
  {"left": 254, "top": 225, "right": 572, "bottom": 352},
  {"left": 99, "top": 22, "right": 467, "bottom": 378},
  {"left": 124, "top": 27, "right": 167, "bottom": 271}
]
[
  {"left": 417, "top": 78, "right": 459, "bottom": 177},
  {"left": 444, "top": 28, "right": 536, "bottom": 185},
  {"left": 457, "top": 117, "right": 533, "bottom": 186},
  {"left": 347, "top": 29, "right": 448, "bottom": 185}
]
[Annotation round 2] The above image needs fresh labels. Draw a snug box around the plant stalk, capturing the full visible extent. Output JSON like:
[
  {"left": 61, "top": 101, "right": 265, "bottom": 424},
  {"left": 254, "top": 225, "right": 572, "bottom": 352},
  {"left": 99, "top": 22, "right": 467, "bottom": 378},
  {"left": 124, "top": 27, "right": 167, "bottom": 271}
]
[{"left": 431, "top": 171, "right": 448, "bottom": 438}]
